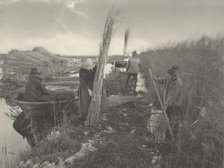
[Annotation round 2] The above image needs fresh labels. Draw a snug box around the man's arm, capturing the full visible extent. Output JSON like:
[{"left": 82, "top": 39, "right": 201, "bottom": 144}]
[
  {"left": 31, "top": 77, "right": 51, "bottom": 95},
  {"left": 138, "top": 59, "right": 141, "bottom": 68},
  {"left": 126, "top": 60, "right": 130, "bottom": 72},
  {"left": 36, "top": 82, "right": 53, "bottom": 95},
  {"left": 153, "top": 75, "right": 168, "bottom": 84}
]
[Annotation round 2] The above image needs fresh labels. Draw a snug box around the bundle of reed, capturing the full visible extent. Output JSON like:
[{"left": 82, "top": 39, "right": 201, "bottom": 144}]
[
  {"left": 87, "top": 7, "right": 120, "bottom": 126},
  {"left": 2, "top": 48, "right": 70, "bottom": 81}
]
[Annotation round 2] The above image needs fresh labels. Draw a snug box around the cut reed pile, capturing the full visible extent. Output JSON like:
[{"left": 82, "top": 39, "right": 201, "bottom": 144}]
[{"left": 2, "top": 47, "right": 77, "bottom": 81}]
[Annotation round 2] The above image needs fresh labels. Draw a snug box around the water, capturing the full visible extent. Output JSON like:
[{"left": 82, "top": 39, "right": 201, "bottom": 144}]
[
  {"left": 0, "top": 61, "right": 28, "bottom": 167},
  {"left": 0, "top": 99, "right": 29, "bottom": 167},
  {"left": 136, "top": 73, "right": 148, "bottom": 92}
]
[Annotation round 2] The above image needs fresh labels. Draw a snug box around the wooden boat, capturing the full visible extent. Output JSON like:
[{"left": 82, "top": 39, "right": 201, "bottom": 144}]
[
  {"left": 104, "top": 95, "right": 143, "bottom": 109},
  {"left": 12, "top": 89, "right": 78, "bottom": 121},
  {"left": 13, "top": 91, "right": 78, "bottom": 144},
  {"left": 13, "top": 89, "right": 142, "bottom": 119},
  {"left": 13, "top": 89, "right": 142, "bottom": 145},
  {"left": 14, "top": 97, "right": 75, "bottom": 117}
]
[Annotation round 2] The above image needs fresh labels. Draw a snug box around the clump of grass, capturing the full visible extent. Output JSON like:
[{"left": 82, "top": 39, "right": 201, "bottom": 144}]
[
  {"left": 76, "top": 138, "right": 153, "bottom": 168},
  {"left": 70, "top": 103, "right": 154, "bottom": 168},
  {"left": 20, "top": 129, "right": 81, "bottom": 164}
]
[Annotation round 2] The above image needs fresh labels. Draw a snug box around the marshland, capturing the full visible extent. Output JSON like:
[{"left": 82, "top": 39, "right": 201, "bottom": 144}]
[{"left": 0, "top": 1, "right": 223, "bottom": 168}]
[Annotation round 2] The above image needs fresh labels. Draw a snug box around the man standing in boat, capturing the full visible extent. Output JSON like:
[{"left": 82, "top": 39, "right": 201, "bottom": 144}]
[{"left": 125, "top": 50, "right": 141, "bottom": 93}]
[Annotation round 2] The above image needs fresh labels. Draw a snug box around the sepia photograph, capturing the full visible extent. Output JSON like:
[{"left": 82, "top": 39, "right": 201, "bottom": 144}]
[{"left": 0, "top": 0, "right": 223, "bottom": 167}]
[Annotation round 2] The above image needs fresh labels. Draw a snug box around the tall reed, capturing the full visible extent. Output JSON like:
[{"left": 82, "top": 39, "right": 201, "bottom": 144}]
[{"left": 140, "top": 36, "right": 224, "bottom": 167}]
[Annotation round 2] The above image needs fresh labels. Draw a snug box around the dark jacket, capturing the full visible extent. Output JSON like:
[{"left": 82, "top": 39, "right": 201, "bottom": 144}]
[
  {"left": 79, "top": 66, "right": 97, "bottom": 90},
  {"left": 157, "top": 75, "right": 183, "bottom": 107},
  {"left": 24, "top": 74, "right": 55, "bottom": 102},
  {"left": 13, "top": 112, "right": 30, "bottom": 138},
  {"left": 126, "top": 57, "right": 141, "bottom": 74}
]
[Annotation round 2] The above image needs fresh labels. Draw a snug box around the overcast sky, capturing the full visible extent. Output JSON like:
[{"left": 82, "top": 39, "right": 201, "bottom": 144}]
[{"left": 0, "top": 0, "right": 223, "bottom": 55}]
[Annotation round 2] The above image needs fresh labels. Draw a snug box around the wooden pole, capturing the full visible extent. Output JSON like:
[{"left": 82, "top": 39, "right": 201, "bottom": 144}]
[
  {"left": 123, "top": 28, "right": 129, "bottom": 56},
  {"left": 87, "top": 8, "right": 119, "bottom": 126},
  {"left": 149, "top": 68, "right": 174, "bottom": 140}
]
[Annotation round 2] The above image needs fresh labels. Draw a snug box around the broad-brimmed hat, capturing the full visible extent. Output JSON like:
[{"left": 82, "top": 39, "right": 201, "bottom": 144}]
[
  {"left": 81, "top": 59, "right": 95, "bottom": 70},
  {"left": 30, "top": 68, "right": 40, "bottom": 75},
  {"left": 132, "top": 50, "right": 137, "bottom": 56},
  {"left": 167, "top": 65, "right": 179, "bottom": 75}
]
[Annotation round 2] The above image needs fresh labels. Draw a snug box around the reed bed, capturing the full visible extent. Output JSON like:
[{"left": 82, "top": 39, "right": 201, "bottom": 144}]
[{"left": 139, "top": 35, "right": 224, "bottom": 168}]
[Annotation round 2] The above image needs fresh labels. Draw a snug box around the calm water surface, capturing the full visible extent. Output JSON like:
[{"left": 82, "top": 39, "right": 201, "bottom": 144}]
[{"left": 0, "top": 61, "right": 28, "bottom": 167}]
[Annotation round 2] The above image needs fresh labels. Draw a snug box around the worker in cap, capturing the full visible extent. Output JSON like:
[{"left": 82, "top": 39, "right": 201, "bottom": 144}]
[
  {"left": 153, "top": 64, "right": 183, "bottom": 140},
  {"left": 125, "top": 50, "right": 141, "bottom": 93}
]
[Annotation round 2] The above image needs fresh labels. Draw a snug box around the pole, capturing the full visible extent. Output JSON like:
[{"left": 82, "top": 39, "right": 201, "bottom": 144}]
[
  {"left": 123, "top": 28, "right": 129, "bottom": 56},
  {"left": 149, "top": 68, "right": 174, "bottom": 140}
]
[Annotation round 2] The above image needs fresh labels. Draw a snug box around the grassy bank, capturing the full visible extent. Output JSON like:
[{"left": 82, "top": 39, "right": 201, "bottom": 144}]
[
  {"left": 18, "top": 99, "right": 154, "bottom": 168},
  {"left": 14, "top": 35, "right": 224, "bottom": 168}
]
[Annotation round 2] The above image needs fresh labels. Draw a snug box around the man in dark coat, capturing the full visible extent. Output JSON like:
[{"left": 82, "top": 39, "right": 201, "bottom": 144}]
[
  {"left": 24, "top": 68, "right": 56, "bottom": 102},
  {"left": 78, "top": 59, "right": 97, "bottom": 121}
]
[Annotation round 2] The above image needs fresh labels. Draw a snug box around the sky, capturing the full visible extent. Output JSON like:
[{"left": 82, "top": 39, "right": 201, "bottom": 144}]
[{"left": 0, "top": 0, "right": 223, "bottom": 55}]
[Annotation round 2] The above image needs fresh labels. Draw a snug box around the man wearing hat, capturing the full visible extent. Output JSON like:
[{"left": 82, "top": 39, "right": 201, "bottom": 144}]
[
  {"left": 153, "top": 65, "right": 183, "bottom": 139},
  {"left": 24, "top": 68, "right": 56, "bottom": 102},
  {"left": 78, "top": 59, "right": 97, "bottom": 121},
  {"left": 125, "top": 50, "right": 141, "bottom": 93}
]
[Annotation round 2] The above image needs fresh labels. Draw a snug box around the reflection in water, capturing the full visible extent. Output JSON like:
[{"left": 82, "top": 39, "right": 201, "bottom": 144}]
[
  {"left": 0, "top": 99, "right": 29, "bottom": 167},
  {"left": 0, "top": 61, "right": 28, "bottom": 167},
  {"left": 136, "top": 73, "right": 147, "bottom": 92}
]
